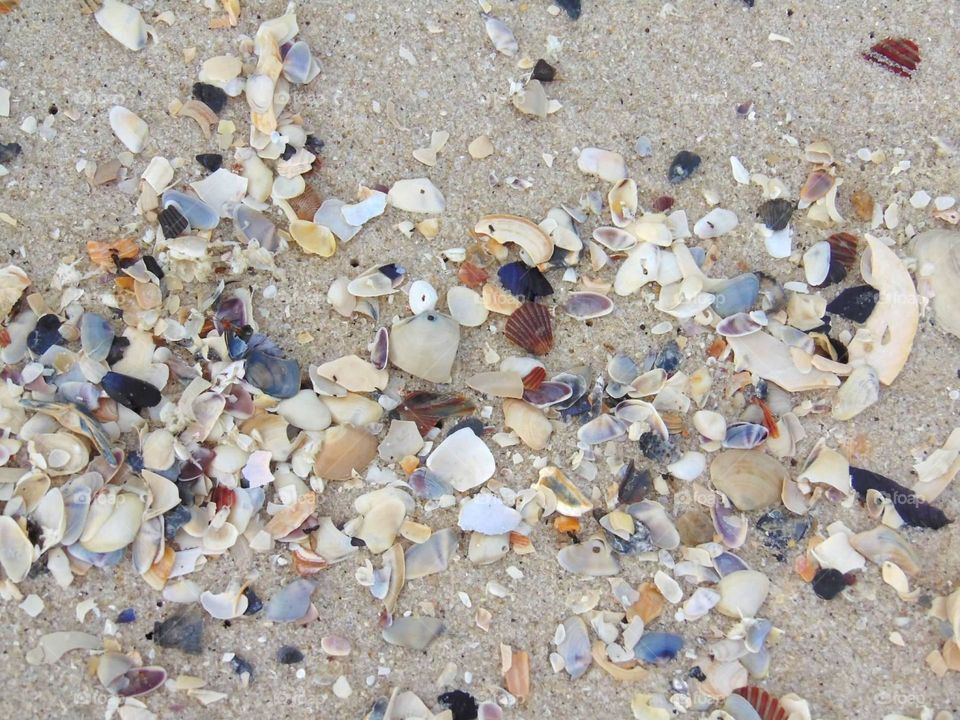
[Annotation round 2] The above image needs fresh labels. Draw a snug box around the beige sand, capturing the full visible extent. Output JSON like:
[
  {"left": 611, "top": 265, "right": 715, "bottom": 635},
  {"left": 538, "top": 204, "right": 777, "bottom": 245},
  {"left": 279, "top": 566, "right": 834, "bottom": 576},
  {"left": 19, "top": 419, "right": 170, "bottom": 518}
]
[{"left": 0, "top": 0, "right": 958, "bottom": 718}]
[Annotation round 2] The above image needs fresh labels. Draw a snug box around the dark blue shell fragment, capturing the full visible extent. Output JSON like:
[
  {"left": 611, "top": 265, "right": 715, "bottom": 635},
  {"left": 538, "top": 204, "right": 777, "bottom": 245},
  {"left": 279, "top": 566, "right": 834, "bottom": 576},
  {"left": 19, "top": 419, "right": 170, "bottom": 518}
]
[{"left": 101, "top": 371, "right": 162, "bottom": 411}]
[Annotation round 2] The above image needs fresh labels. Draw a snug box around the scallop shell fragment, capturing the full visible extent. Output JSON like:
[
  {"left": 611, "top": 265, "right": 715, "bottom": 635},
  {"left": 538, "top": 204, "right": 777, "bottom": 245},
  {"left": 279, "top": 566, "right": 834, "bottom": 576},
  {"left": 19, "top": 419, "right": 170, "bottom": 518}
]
[
  {"left": 710, "top": 451, "right": 787, "bottom": 511},
  {"left": 504, "top": 302, "right": 553, "bottom": 355}
]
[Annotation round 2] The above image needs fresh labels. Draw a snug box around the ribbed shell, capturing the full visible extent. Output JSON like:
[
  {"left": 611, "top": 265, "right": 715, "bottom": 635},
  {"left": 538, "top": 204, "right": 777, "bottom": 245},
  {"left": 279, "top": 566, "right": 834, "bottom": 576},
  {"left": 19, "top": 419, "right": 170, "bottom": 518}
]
[
  {"left": 733, "top": 686, "right": 788, "bottom": 720},
  {"left": 504, "top": 302, "right": 553, "bottom": 355},
  {"left": 863, "top": 37, "right": 921, "bottom": 78}
]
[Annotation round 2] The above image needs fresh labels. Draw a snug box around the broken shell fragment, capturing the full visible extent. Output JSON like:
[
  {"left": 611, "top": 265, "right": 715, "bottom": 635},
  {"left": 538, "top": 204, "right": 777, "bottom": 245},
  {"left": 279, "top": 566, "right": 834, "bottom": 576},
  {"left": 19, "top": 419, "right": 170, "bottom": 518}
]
[
  {"left": 577, "top": 147, "right": 628, "bottom": 183},
  {"left": 459, "top": 495, "right": 521, "bottom": 535},
  {"left": 405, "top": 527, "right": 458, "bottom": 579},
  {"left": 694, "top": 208, "right": 738, "bottom": 239},
  {"left": 715, "top": 570, "right": 770, "bottom": 618},
  {"left": 482, "top": 13, "right": 517, "bottom": 56},
  {"left": 608, "top": 179, "right": 638, "bottom": 227},
  {"left": 314, "top": 426, "right": 377, "bottom": 480},
  {"left": 537, "top": 466, "right": 592, "bottom": 517},
  {"left": 912, "top": 229, "right": 960, "bottom": 339},
  {"left": 109, "top": 106, "right": 149, "bottom": 153},
  {"left": 426, "top": 428, "right": 495, "bottom": 492},
  {"left": 389, "top": 311, "right": 460, "bottom": 383},
  {"left": 447, "top": 286, "right": 489, "bottom": 327},
  {"left": 634, "top": 632, "right": 683, "bottom": 665},
  {"left": 831, "top": 365, "right": 879, "bottom": 421},
  {"left": 0, "top": 515, "right": 33, "bottom": 582},
  {"left": 475, "top": 214, "right": 554, "bottom": 265},
  {"left": 95, "top": 0, "right": 148, "bottom": 51},
  {"left": 382, "top": 616, "right": 445, "bottom": 651},
  {"left": 503, "top": 399, "right": 552, "bottom": 450},
  {"left": 558, "top": 536, "right": 620, "bottom": 576},
  {"left": 388, "top": 178, "right": 446, "bottom": 214},
  {"left": 710, "top": 450, "right": 787, "bottom": 511},
  {"left": 467, "top": 371, "right": 524, "bottom": 399},
  {"left": 557, "top": 616, "right": 592, "bottom": 678}
]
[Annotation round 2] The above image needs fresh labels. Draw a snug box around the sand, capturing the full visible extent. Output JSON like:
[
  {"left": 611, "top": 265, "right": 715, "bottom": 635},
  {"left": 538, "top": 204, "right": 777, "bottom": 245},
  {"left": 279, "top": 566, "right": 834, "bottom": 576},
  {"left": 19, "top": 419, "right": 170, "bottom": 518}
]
[{"left": 0, "top": 0, "right": 958, "bottom": 718}]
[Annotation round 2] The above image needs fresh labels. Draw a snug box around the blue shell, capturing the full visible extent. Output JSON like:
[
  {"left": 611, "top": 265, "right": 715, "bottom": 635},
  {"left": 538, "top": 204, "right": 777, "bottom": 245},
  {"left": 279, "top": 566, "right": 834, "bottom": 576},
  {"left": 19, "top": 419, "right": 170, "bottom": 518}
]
[
  {"left": 101, "top": 371, "right": 162, "bottom": 411},
  {"left": 713, "top": 273, "right": 760, "bottom": 318},
  {"left": 80, "top": 312, "right": 114, "bottom": 362},
  {"left": 244, "top": 349, "right": 301, "bottom": 399},
  {"left": 498, "top": 261, "right": 554, "bottom": 300},
  {"left": 634, "top": 631, "right": 684, "bottom": 664},
  {"left": 722, "top": 421, "right": 769, "bottom": 449}
]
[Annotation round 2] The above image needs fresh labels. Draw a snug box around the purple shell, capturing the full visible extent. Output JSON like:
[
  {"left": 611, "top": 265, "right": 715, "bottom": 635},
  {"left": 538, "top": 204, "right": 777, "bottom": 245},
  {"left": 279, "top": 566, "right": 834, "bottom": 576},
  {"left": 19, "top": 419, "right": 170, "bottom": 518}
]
[{"left": 722, "top": 422, "right": 768, "bottom": 450}]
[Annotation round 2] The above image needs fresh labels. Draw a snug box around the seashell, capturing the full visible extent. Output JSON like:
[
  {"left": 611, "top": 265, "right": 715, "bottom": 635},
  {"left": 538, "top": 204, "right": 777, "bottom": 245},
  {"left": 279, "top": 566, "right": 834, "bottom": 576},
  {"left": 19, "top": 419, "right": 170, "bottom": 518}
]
[
  {"left": 468, "top": 532, "right": 510, "bottom": 565},
  {"left": 617, "top": 461, "right": 651, "bottom": 504},
  {"left": 577, "top": 147, "right": 627, "bottom": 183},
  {"left": 348, "top": 263, "right": 405, "bottom": 298},
  {"left": 613, "top": 242, "right": 660, "bottom": 296},
  {"left": 482, "top": 13, "right": 517, "bottom": 56},
  {"left": 0, "top": 265, "right": 30, "bottom": 319},
  {"left": 459, "top": 495, "right": 521, "bottom": 535},
  {"left": 667, "top": 451, "right": 706, "bottom": 481},
  {"left": 232, "top": 205, "right": 277, "bottom": 251},
  {"left": 313, "top": 199, "right": 361, "bottom": 243},
  {"left": 628, "top": 218, "right": 673, "bottom": 247},
  {"left": 912, "top": 230, "right": 960, "bottom": 339},
  {"left": 114, "top": 666, "right": 167, "bottom": 698},
  {"left": 628, "top": 501, "right": 680, "bottom": 549},
  {"left": 200, "top": 581, "right": 249, "bottom": 620},
  {"left": 95, "top": 0, "right": 148, "bottom": 51},
  {"left": 608, "top": 352, "right": 641, "bottom": 384},
  {"left": 397, "top": 391, "right": 475, "bottom": 434},
  {"left": 825, "top": 285, "right": 878, "bottom": 324},
  {"left": 178, "top": 99, "right": 217, "bottom": 139},
  {"left": 497, "top": 261, "right": 553, "bottom": 300},
  {"left": 849, "top": 526, "right": 920, "bottom": 575},
  {"left": 501, "top": 645, "right": 530, "bottom": 702},
  {"left": 288, "top": 219, "right": 334, "bottom": 257},
  {"left": 667, "top": 150, "right": 700, "bottom": 184},
  {"left": 577, "top": 414, "right": 626, "bottom": 445},
  {"left": 757, "top": 198, "right": 796, "bottom": 232},
  {"left": 109, "top": 106, "right": 148, "bottom": 153},
  {"left": 564, "top": 291, "right": 613, "bottom": 320},
  {"left": 846, "top": 237, "right": 918, "bottom": 385},
  {"left": 608, "top": 179, "right": 638, "bottom": 227},
  {"left": 407, "top": 280, "right": 438, "bottom": 315},
  {"left": 314, "top": 426, "right": 377, "bottom": 480},
  {"left": 0, "top": 516, "right": 34, "bottom": 582},
  {"left": 863, "top": 37, "right": 921, "bottom": 78},
  {"left": 376, "top": 422, "right": 422, "bottom": 465},
  {"left": 694, "top": 208, "right": 738, "bottom": 238},
  {"left": 557, "top": 616, "right": 592, "bottom": 678},
  {"left": 558, "top": 535, "right": 619, "bottom": 576},
  {"left": 802, "top": 241, "right": 831, "bottom": 287},
  {"left": 80, "top": 489, "right": 144, "bottom": 553},
  {"left": 244, "top": 350, "right": 301, "bottom": 399},
  {"left": 503, "top": 398, "right": 552, "bottom": 450},
  {"left": 157, "top": 205, "right": 188, "bottom": 240},
  {"left": 264, "top": 579, "right": 315, "bottom": 623},
  {"left": 162, "top": 190, "right": 219, "bottom": 230},
  {"left": 342, "top": 190, "right": 388, "bottom": 226},
  {"left": 713, "top": 273, "right": 759, "bottom": 318},
  {"left": 850, "top": 466, "right": 950, "bottom": 530},
  {"left": 476, "top": 215, "right": 554, "bottom": 266},
  {"left": 827, "top": 231, "right": 859, "bottom": 270},
  {"left": 731, "top": 686, "right": 788, "bottom": 720},
  {"left": 388, "top": 311, "right": 460, "bottom": 383},
  {"left": 831, "top": 365, "right": 879, "bottom": 421},
  {"left": 321, "top": 393, "right": 382, "bottom": 426},
  {"left": 538, "top": 466, "right": 591, "bottom": 516},
  {"left": 387, "top": 178, "right": 445, "bottom": 214},
  {"left": 723, "top": 422, "right": 768, "bottom": 450},
  {"left": 405, "top": 527, "right": 458, "bottom": 579},
  {"left": 190, "top": 169, "right": 248, "bottom": 217},
  {"left": 799, "top": 170, "right": 834, "bottom": 205},
  {"left": 504, "top": 302, "right": 553, "bottom": 355},
  {"left": 710, "top": 450, "right": 787, "bottom": 511},
  {"left": 245, "top": 73, "right": 275, "bottom": 114},
  {"left": 153, "top": 606, "right": 204, "bottom": 655},
  {"left": 382, "top": 616, "right": 444, "bottom": 651},
  {"left": 31, "top": 432, "right": 90, "bottom": 477},
  {"left": 367, "top": 327, "right": 389, "bottom": 371},
  {"left": 592, "top": 226, "right": 636, "bottom": 252},
  {"left": 634, "top": 632, "right": 683, "bottom": 665},
  {"left": 426, "top": 427, "right": 495, "bottom": 492},
  {"left": 522, "top": 380, "right": 572, "bottom": 407},
  {"left": 717, "top": 312, "right": 762, "bottom": 338},
  {"left": 467, "top": 371, "right": 524, "bottom": 399},
  {"left": 315, "top": 354, "right": 387, "bottom": 393},
  {"left": 716, "top": 570, "right": 770, "bottom": 618},
  {"left": 512, "top": 79, "right": 549, "bottom": 118},
  {"left": 441, "top": 285, "right": 487, "bottom": 327},
  {"left": 277, "top": 389, "right": 332, "bottom": 431},
  {"left": 282, "top": 40, "right": 320, "bottom": 84},
  {"left": 726, "top": 329, "right": 839, "bottom": 392}
]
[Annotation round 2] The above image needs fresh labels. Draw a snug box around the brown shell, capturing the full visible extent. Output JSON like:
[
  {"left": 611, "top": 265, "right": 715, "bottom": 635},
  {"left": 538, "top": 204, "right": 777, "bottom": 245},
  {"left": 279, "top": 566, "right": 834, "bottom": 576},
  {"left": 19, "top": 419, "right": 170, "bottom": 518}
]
[
  {"left": 87, "top": 238, "right": 139, "bottom": 271},
  {"left": 826, "top": 232, "right": 860, "bottom": 271},
  {"left": 0, "top": 0, "right": 21, "bottom": 14},
  {"left": 287, "top": 182, "right": 324, "bottom": 221},
  {"left": 458, "top": 261, "right": 489, "bottom": 289},
  {"left": 799, "top": 170, "right": 835, "bottom": 204},
  {"left": 522, "top": 366, "right": 546, "bottom": 391},
  {"left": 504, "top": 302, "right": 553, "bottom": 356},
  {"left": 733, "top": 686, "right": 788, "bottom": 720},
  {"left": 863, "top": 37, "right": 921, "bottom": 79}
]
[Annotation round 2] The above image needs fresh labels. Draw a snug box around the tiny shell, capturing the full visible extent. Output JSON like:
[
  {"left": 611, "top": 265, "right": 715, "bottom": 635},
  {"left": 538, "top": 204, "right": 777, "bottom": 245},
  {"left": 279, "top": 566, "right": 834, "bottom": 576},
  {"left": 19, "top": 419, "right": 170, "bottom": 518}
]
[
  {"left": 799, "top": 170, "right": 834, "bottom": 205},
  {"left": 668, "top": 150, "right": 701, "bottom": 183},
  {"left": 504, "top": 302, "right": 553, "bottom": 355},
  {"left": 503, "top": 398, "right": 553, "bottom": 450},
  {"left": 634, "top": 632, "right": 683, "bottom": 665},
  {"left": 564, "top": 291, "right": 613, "bottom": 320},
  {"left": 408, "top": 280, "right": 438, "bottom": 314},
  {"left": 592, "top": 226, "right": 637, "bottom": 251},
  {"left": 608, "top": 178, "right": 638, "bottom": 227},
  {"left": 475, "top": 214, "right": 554, "bottom": 265},
  {"left": 388, "top": 178, "right": 446, "bottom": 214},
  {"left": 95, "top": 0, "right": 148, "bottom": 51},
  {"left": 863, "top": 37, "right": 921, "bottom": 78},
  {"left": 382, "top": 616, "right": 444, "bottom": 651},
  {"left": 109, "top": 106, "right": 149, "bottom": 153},
  {"left": 482, "top": 13, "right": 518, "bottom": 56}
]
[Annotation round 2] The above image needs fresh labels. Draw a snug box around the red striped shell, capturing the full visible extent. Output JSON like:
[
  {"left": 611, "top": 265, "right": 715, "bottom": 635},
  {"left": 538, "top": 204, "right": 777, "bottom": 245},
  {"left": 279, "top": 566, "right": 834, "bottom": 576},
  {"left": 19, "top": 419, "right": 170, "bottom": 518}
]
[
  {"left": 733, "top": 686, "right": 788, "bottom": 720},
  {"left": 522, "top": 366, "right": 546, "bottom": 391},
  {"left": 504, "top": 302, "right": 553, "bottom": 355},
  {"left": 863, "top": 37, "right": 921, "bottom": 78},
  {"left": 826, "top": 232, "right": 860, "bottom": 271}
]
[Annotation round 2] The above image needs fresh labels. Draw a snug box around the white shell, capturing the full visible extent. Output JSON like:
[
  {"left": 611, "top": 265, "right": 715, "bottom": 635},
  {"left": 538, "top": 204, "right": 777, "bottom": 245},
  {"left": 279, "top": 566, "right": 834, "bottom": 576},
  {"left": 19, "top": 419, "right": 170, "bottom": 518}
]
[
  {"left": 109, "top": 106, "right": 149, "bottom": 153},
  {"left": 0, "top": 516, "right": 34, "bottom": 583},
  {"left": 389, "top": 311, "right": 460, "bottom": 383},
  {"left": 763, "top": 227, "right": 793, "bottom": 259},
  {"left": 388, "top": 178, "right": 446, "bottom": 213},
  {"left": 802, "top": 241, "right": 831, "bottom": 286},
  {"left": 716, "top": 570, "right": 770, "bottom": 618},
  {"left": 458, "top": 494, "right": 522, "bottom": 535},
  {"left": 577, "top": 147, "right": 628, "bottom": 183},
  {"left": 694, "top": 208, "right": 738, "bottom": 239},
  {"left": 95, "top": 0, "right": 148, "bottom": 51},
  {"left": 190, "top": 169, "right": 249, "bottom": 217},
  {"left": 277, "top": 390, "right": 332, "bottom": 431},
  {"left": 342, "top": 191, "right": 388, "bottom": 226},
  {"left": 831, "top": 365, "right": 879, "bottom": 421},
  {"left": 482, "top": 13, "right": 518, "bottom": 56},
  {"left": 408, "top": 280, "right": 438, "bottom": 314},
  {"left": 447, "top": 286, "right": 489, "bottom": 327},
  {"left": 426, "top": 428, "right": 496, "bottom": 493}
]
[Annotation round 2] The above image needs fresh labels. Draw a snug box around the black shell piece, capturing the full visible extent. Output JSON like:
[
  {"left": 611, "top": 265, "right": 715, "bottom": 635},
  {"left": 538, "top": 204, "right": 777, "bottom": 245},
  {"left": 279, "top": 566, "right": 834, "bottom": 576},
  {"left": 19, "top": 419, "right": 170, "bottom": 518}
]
[
  {"left": 531, "top": 58, "right": 557, "bottom": 81},
  {"left": 825, "top": 285, "right": 879, "bottom": 323},
  {"left": 850, "top": 466, "right": 950, "bottom": 529},
  {"left": 192, "top": 82, "right": 227, "bottom": 114},
  {"left": 195, "top": 153, "right": 223, "bottom": 172},
  {"left": 158, "top": 205, "right": 189, "bottom": 239},
  {"left": 101, "top": 371, "right": 162, "bottom": 412},
  {"left": 668, "top": 150, "right": 701, "bottom": 184},
  {"left": 757, "top": 198, "right": 796, "bottom": 232},
  {"left": 437, "top": 690, "right": 479, "bottom": 720},
  {"left": 153, "top": 606, "right": 204, "bottom": 654}
]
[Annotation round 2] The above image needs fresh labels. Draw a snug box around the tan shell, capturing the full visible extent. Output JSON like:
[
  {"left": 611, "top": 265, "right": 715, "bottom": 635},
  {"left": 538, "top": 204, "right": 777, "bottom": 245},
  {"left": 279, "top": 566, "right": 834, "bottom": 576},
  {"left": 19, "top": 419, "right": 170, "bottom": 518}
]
[
  {"left": 536, "top": 466, "right": 592, "bottom": 517},
  {"left": 502, "top": 399, "right": 553, "bottom": 450},
  {"left": 474, "top": 214, "right": 554, "bottom": 266},
  {"left": 467, "top": 371, "right": 525, "bottom": 398},
  {"left": 79, "top": 488, "right": 145, "bottom": 553},
  {"left": 315, "top": 354, "right": 388, "bottom": 392},
  {"left": 0, "top": 515, "right": 34, "bottom": 582},
  {"left": 849, "top": 526, "right": 920, "bottom": 576},
  {"left": 314, "top": 426, "right": 378, "bottom": 480},
  {"left": 29, "top": 433, "right": 90, "bottom": 477},
  {"left": 0, "top": 265, "right": 30, "bottom": 319},
  {"left": 726, "top": 330, "right": 839, "bottom": 392},
  {"left": 710, "top": 450, "right": 787, "bottom": 511},
  {"left": 911, "top": 229, "right": 960, "bottom": 339},
  {"left": 608, "top": 179, "right": 638, "bottom": 227},
  {"left": 847, "top": 236, "right": 918, "bottom": 385}
]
